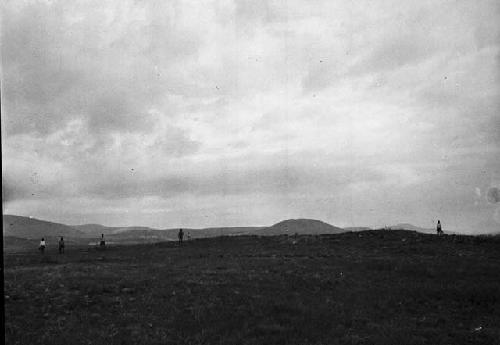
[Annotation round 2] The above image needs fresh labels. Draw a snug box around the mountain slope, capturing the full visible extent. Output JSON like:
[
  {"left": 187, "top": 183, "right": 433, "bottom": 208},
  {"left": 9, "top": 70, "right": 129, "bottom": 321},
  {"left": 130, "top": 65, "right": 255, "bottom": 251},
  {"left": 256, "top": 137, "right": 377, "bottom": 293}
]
[{"left": 3, "top": 215, "right": 86, "bottom": 239}]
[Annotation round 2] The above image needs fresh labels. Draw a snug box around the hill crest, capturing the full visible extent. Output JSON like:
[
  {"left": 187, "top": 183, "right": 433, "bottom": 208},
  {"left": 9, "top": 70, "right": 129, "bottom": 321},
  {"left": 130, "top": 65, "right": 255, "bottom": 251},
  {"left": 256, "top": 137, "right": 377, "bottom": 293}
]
[{"left": 259, "top": 218, "right": 344, "bottom": 235}]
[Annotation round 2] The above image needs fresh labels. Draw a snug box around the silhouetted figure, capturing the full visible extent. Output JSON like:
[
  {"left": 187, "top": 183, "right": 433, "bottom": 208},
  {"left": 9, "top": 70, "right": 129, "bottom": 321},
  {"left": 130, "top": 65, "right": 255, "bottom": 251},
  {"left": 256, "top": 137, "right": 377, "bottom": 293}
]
[
  {"left": 100, "top": 234, "right": 106, "bottom": 248},
  {"left": 58, "top": 237, "right": 65, "bottom": 254},
  {"left": 39, "top": 238, "right": 46, "bottom": 254},
  {"left": 436, "top": 220, "right": 443, "bottom": 236},
  {"left": 178, "top": 228, "right": 184, "bottom": 245}
]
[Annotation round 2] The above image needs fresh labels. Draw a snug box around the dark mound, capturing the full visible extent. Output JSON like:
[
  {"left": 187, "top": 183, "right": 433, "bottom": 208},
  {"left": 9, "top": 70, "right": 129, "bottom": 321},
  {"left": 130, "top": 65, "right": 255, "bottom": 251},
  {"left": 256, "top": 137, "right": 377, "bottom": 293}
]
[{"left": 257, "top": 218, "right": 345, "bottom": 236}]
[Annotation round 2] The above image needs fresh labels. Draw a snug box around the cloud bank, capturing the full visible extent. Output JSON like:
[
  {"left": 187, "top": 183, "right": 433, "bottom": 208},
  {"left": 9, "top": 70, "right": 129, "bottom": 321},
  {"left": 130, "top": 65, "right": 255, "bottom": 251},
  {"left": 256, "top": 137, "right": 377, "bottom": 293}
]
[{"left": 2, "top": 0, "right": 500, "bottom": 232}]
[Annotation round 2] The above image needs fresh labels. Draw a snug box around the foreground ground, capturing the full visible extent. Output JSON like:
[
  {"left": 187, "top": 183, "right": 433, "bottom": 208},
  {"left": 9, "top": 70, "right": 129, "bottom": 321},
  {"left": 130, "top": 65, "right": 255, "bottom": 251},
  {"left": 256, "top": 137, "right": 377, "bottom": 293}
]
[{"left": 4, "top": 231, "right": 500, "bottom": 345}]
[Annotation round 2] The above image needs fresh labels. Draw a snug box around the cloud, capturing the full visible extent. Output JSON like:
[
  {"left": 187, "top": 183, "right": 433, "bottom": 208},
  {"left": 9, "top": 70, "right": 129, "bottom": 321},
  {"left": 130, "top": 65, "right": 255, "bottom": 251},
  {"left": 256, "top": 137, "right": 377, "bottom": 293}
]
[
  {"left": 1, "top": 0, "right": 203, "bottom": 137},
  {"left": 2, "top": 0, "right": 500, "bottom": 232},
  {"left": 2, "top": 182, "right": 23, "bottom": 204}
]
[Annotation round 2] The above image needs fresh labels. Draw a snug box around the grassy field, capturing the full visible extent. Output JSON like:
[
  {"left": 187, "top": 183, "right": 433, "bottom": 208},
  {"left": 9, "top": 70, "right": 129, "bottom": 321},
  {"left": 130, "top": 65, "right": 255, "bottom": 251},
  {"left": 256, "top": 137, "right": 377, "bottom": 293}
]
[{"left": 4, "top": 230, "right": 500, "bottom": 345}]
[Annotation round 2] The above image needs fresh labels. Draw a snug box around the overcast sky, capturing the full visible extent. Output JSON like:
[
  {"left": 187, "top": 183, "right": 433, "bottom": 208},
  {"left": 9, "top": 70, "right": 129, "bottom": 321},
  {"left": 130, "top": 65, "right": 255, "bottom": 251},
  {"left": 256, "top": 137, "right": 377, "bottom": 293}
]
[{"left": 2, "top": 0, "right": 499, "bottom": 232}]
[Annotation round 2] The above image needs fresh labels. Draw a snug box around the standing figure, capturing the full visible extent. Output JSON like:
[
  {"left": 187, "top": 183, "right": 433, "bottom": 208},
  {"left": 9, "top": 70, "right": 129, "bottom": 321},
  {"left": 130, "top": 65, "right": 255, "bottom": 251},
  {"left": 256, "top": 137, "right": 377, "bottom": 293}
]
[
  {"left": 187, "top": 232, "right": 191, "bottom": 241},
  {"left": 436, "top": 220, "right": 443, "bottom": 236},
  {"left": 39, "top": 238, "right": 46, "bottom": 254},
  {"left": 58, "top": 237, "right": 65, "bottom": 254},
  {"left": 100, "top": 234, "right": 106, "bottom": 248},
  {"left": 178, "top": 228, "right": 184, "bottom": 245}
]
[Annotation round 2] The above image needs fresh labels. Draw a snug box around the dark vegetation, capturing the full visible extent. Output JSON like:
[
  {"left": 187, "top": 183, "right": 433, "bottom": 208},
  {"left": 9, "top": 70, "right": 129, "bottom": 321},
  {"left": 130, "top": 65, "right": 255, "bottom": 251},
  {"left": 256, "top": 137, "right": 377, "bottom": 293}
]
[{"left": 4, "top": 230, "right": 500, "bottom": 345}]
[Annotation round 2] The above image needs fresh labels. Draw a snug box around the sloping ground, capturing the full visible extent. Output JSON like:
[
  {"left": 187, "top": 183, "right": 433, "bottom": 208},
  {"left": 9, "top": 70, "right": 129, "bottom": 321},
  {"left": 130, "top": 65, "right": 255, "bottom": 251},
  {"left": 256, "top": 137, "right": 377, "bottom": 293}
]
[
  {"left": 3, "top": 235, "right": 89, "bottom": 253},
  {"left": 257, "top": 218, "right": 345, "bottom": 236},
  {"left": 3, "top": 236, "right": 39, "bottom": 253},
  {"left": 4, "top": 230, "right": 500, "bottom": 345},
  {"left": 3, "top": 215, "right": 86, "bottom": 239},
  {"left": 389, "top": 223, "right": 462, "bottom": 235}
]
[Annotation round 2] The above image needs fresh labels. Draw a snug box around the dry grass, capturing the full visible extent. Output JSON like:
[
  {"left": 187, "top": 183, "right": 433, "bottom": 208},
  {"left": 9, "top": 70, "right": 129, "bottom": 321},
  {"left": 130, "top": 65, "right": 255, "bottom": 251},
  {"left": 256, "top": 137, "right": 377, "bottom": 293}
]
[{"left": 4, "top": 231, "right": 500, "bottom": 344}]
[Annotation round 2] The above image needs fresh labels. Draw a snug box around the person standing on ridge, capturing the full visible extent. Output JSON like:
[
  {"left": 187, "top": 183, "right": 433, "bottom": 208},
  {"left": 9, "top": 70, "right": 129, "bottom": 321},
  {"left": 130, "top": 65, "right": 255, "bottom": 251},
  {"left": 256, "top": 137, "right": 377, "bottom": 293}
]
[
  {"left": 436, "top": 220, "right": 443, "bottom": 236},
  {"left": 58, "top": 237, "right": 65, "bottom": 254},
  {"left": 100, "top": 234, "right": 106, "bottom": 248},
  {"left": 178, "top": 228, "right": 184, "bottom": 246}
]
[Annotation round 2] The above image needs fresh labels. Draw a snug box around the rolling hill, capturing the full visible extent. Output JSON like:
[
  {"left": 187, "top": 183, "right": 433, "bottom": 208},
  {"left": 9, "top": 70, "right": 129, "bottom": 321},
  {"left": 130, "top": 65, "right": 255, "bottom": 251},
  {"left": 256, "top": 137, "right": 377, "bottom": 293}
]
[
  {"left": 71, "top": 224, "right": 119, "bottom": 236},
  {"left": 185, "top": 227, "right": 266, "bottom": 238},
  {"left": 256, "top": 219, "right": 344, "bottom": 236},
  {"left": 73, "top": 224, "right": 158, "bottom": 236},
  {"left": 3, "top": 215, "right": 86, "bottom": 239},
  {"left": 3, "top": 215, "right": 346, "bottom": 241},
  {"left": 389, "top": 223, "right": 437, "bottom": 234},
  {"left": 3, "top": 215, "right": 348, "bottom": 248}
]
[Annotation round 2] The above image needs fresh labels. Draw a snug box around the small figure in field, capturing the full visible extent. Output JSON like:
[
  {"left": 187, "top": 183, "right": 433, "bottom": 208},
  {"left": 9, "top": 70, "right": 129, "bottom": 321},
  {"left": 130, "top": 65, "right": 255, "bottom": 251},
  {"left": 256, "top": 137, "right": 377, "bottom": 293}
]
[
  {"left": 39, "top": 238, "right": 46, "bottom": 254},
  {"left": 58, "top": 237, "right": 65, "bottom": 254},
  {"left": 100, "top": 234, "right": 106, "bottom": 248},
  {"left": 187, "top": 232, "right": 191, "bottom": 241},
  {"left": 436, "top": 220, "right": 443, "bottom": 236},
  {"left": 178, "top": 228, "right": 184, "bottom": 245}
]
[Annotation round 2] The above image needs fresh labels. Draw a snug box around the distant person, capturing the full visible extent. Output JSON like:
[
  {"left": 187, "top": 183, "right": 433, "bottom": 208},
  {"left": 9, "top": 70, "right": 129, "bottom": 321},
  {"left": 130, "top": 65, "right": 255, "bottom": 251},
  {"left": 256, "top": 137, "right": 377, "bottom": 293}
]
[
  {"left": 178, "top": 228, "right": 184, "bottom": 245},
  {"left": 187, "top": 232, "right": 191, "bottom": 241},
  {"left": 39, "top": 238, "right": 46, "bottom": 254},
  {"left": 58, "top": 237, "right": 65, "bottom": 254},
  {"left": 436, "top": 220, "right": 443, "bottom": 236},
  {"left": 100, "top": 234, "right": 106, "bottom": 248}
]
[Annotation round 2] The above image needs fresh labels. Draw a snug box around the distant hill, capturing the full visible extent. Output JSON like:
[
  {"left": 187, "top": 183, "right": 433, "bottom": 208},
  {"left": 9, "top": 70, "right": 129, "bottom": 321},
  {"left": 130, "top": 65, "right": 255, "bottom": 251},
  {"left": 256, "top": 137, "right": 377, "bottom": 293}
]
[
  {"left": 2, "top": 215, "right": 268, "bottom": 244},
  {"left": 71, "top": 224, "right": 118, "bottom": 236},
  {"left": 344, "top": 227, "right": 372, "bottom": 232},
  {"left": 108, "top": 229, "right": 176, "bottom": 242},
  {"left": 73, "top": 224, "right": 158, "bottom": 236},
  {"left": 2, "top": 215, "right": 350, "bottom": 244},
  {"left": 256, "top": 219, "right": 345, "bottom": 236},
  {"left": 108, "top": 227, "right": 267, "bottom": 243},
  {"left": 186, "top": 227, "right": 265, "bottom": 238},
  {"left": 3, "top": 215, "right": 86, "bottom": 239},
  {"left": 389, "top": 223, "right": 435, "bottom": 234}
]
